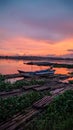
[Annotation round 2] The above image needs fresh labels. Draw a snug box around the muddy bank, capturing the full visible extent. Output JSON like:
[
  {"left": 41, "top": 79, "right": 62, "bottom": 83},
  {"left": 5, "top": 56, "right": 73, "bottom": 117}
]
[{"left": 26, "top": 61, "right": 73, "bottom": 68}]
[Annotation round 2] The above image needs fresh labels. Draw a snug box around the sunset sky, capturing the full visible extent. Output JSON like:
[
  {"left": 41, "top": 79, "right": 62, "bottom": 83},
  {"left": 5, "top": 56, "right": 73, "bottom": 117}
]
[{"left": 0, "top": 0, "right": 73, "bottom": 57}]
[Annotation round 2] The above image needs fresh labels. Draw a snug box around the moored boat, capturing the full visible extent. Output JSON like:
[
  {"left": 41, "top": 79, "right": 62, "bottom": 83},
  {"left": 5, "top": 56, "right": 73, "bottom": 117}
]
[{"left": 18, "top": 69, "right": 55, "bottom": 77}]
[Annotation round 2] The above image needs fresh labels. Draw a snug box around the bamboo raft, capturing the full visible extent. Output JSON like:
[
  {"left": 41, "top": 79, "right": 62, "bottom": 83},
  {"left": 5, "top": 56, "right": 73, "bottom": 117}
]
[
  {"left": 50, "top": 87, "right": 65, "bottom": 94},
  {"left": 0, "top": 85, "right": 41, "bottom": 98},
  {"left": 22, "top": 85, "right": 40, "bottom": 90},
  {"left": 0, "top": 86, "right": 73, "bottom": 130},
  {"left": 0, "top": 108, "right": 39, "bottom": 130},
  {"left": 33, "top": 85, "right": 51, "bottom": 91},
  {"left": 0, "top": 89, "right": 26, "bottom": 98},
  {"left": 0, "top": 81, "right": 72, "bottom": 98},
  {"left": 33, "top": 86, "right": 73, "bottom": 109},
  {"left": 33, "top": 96, "right": 51, "bottom": 108}
]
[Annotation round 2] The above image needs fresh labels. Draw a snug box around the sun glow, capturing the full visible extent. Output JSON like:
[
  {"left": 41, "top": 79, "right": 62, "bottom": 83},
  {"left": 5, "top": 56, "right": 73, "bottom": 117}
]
[{"left": 0, "top": 36, "right": 73, "bottom": 56}]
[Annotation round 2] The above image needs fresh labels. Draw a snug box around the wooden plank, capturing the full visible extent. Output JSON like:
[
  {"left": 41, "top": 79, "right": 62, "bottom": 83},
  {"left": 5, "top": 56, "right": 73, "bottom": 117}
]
[
  {"left": 0, "top": 89, "right": 21, "bottom": 96},
  {"left": 7, "top": 109, "right": 39, "bottom": 130},
  {"left": 0, "top": 86, "right": 73, "bottom": 130},
  {"left": 50, "top": 83, "right": 66, "bottom": 90},
  {"left": 22, "top": 85, "right": 40, "bottom": 90},
  {"left": 0, "top": 114, "right": 24, "bottom": 130},
  {"left": 33, "top": 96, "right": 51, "bottom": 108},
  {"left": 50, "top": 88, "right": 65, "bottom": 95},
  {"left": 33, "top": 87, "right": 73, "bottom": 109},
  {"left": 33, "top": 86, "right": 50, "bottom": 91},
  {"left": 0, "top": 90, "right": 28, "bottom": 98}
]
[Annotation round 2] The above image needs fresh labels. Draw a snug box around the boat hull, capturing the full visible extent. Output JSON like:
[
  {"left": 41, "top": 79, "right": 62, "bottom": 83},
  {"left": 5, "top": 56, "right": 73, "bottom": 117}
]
[{"left": 18, "top": 69, "right": 55, "bottom": 78}]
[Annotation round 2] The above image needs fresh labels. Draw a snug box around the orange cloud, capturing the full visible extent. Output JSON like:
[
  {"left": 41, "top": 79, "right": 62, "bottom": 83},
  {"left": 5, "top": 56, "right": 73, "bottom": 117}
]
[{"left": 0, "top": 36, "right": 73, "bottom": 56}]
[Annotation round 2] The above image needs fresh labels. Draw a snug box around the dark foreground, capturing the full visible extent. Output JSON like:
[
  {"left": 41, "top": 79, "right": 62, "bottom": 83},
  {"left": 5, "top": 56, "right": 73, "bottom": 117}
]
[{"left": 0, "top": 74, "right": 73, "bottom": 130}]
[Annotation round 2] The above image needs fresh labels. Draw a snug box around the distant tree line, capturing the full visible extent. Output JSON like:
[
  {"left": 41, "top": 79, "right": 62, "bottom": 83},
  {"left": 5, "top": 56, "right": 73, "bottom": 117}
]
[{"left": 0, "top": 55, "right": 73, "bottom": 60}]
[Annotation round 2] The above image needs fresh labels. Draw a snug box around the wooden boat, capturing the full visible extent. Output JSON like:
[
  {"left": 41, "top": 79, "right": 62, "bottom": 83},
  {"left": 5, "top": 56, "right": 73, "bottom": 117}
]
[{"left": 18, "top": 69, "right": 55, "bottom": 77}]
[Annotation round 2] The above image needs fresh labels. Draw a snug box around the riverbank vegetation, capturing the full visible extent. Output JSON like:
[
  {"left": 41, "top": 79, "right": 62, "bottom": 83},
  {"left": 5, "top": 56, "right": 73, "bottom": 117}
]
[
  {"left": 25, "top": 90, "right": 73, "bottom": 130},
  {"left": 69, "top": 80, "right": 73, "bottom": 84},
  {"left": 0, "top": 55, "right": 73, "bottom": 61},
  {"left": 0, "top": 74, "right": 46, "bottom": 92},
  {"left": 0, "top": 74, "right": 73, "bottom": 130},
  {"left": 0, "top": 91, "right": 44, "bottom": 122}
]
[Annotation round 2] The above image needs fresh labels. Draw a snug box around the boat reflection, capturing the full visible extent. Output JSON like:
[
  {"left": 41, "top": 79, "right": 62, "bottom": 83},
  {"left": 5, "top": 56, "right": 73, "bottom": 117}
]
[{"left": 0, "top": 59, "right": 72, "bottom": 75}]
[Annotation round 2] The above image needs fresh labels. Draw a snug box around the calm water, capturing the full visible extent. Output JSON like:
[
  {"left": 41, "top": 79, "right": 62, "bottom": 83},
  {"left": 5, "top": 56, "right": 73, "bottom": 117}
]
[
  {"left": 0, "top": 59, "right": 73, "bottom": 75},
  {"left": 47, "top": 59, "right": 73, "bottom": 65},
  {"left": 0, "top": 59, "right": 49, "bottom": 74}
]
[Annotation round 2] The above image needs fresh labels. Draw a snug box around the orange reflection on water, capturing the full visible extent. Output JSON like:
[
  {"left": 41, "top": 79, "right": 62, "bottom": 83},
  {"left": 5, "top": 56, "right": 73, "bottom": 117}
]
[
  {"left": 0, "top": 59, "right": 49, "bottom": 74},
  {"left": 0, "top": 59, "right": 70, "bottom": 75},
  {"left": 55, "top": 68, "right": 69, "bottom": 74},
  {"left": 0, "top": 59, "right": 23, "bottom": 74}
]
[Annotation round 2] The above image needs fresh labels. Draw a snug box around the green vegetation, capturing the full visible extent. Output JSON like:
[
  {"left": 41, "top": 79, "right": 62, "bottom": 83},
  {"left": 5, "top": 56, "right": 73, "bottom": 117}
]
[
  {"left": 25, "top": 90, "right": 73, "bottom": 130},
  {"left": 13, "top": 79, "right": 46, "bottom": 87},
  {"left": 0, "top": 73, "right": 73, "bottom": 130},
  {"left": 48, "top": 63, "right": 73, "bottom": 68},
  {"left": 0, "top": 74, "right": 5, "bottom": 81},
  {"left": 0, "top": 74, "right": 46, "bottom": 91},
  {"left": 0, "top": 91, "right": 44, "bottom": 122},
  {"left": 53, "top": 63, "right": 73, "bottom": 68},
  {"left": 69, "top": 80, "right": 73, "bottom": 84},
  {"left": 0, "top": 81, "right": 13, "bottom": 91}
]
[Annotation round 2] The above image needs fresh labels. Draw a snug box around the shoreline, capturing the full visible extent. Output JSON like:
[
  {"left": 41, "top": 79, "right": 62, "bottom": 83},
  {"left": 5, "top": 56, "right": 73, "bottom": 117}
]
[
  {"left": 0, "top": 55, "right": 73, "bottom": 61},
  {"left": 27, "top": 61, "right": 73, "bottom": 68}
]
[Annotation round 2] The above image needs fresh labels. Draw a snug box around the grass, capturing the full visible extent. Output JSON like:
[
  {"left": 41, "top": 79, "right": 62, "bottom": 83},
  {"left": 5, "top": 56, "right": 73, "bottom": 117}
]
[
  {"left": 0, "top": 91, "right": 44, "bottom": 122},
  {"left": 0, "top": 82, "right": 50, "bottom": 122},
  {"left": 25, "top": 90, "right": 73, "bottom": 130},
  {"left": 0, "top": 74, "right": 46, "bottom": 92},
  {"left": 0, "top": 74, "right": 5, "bottom": 81},
  {"left": 1, "top": 73, "right": 73, "bottom": 130},
  {"left": 69, "top": 80, "right": 73, "bottom": 84}
]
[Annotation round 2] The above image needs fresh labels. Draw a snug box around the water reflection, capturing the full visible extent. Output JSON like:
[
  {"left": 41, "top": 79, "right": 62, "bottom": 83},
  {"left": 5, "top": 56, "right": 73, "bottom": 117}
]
[
  {"left": 60, "top": 77, "right": 73, "bottom": 84},
  {"left": 47, "top": 60, "right": 73, "bottom": 65},
  {"left": 0, "top": 59, "right": 48, "bottom": 74},
  {"left": 0, "top": 59, "right": 72, "bottom": 75},
  {"left": 55, "top": 68, "right": 69, "bottom": 74}
]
